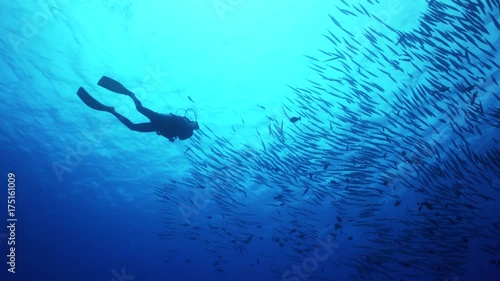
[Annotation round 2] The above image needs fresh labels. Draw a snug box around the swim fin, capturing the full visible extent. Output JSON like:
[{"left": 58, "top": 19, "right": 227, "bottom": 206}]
[
  {"left": 77, "top": 87, "right": 114, "bottom": 112},
  {"left": 97, "top": 76, "right": 133, "bottom": 96}
]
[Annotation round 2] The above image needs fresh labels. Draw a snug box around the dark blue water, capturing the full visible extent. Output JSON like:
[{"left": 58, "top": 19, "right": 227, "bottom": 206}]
[{"left": 1, "top": 1, "right": 499, "bottom": 281}]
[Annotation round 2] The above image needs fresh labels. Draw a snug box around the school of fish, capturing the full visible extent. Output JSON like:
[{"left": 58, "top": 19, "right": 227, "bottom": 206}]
[{"left": 155, "top": 0, "right": 500, "bottom": 280}]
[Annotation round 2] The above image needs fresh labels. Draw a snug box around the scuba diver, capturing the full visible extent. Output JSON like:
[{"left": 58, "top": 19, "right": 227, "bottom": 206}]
[{"left": 76, "top": 76, "right": 199, "bottom": 142}]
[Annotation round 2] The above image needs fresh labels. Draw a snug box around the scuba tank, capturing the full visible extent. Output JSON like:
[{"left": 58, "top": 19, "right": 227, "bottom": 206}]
[{"left": 175, "top": 108, "right": 198, "bottom": 122}]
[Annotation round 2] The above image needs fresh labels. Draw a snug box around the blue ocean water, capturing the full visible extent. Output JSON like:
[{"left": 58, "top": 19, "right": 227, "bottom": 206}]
[{"left": 1, "top": 0, "right": 499, "bottom": 281}]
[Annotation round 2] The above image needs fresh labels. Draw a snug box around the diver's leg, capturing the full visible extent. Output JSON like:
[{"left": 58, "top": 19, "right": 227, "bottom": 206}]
[
  {"left": 130, "top": 95, "right": 163, "bottom": 121},
  {"left": 78, "top": 87, "right": 156, "bottom": 132},
  {"left": 110, "top": 111, "right": 157, "bottom": 132},
  {"left": 77, "top": 87, "right": 114, "bottom": 112},
  {"left": 97, "top": 76, "right": 134, "bottom": 96},
  {"left": 96, "top": 77, "right": 161, "bottom": 121}
]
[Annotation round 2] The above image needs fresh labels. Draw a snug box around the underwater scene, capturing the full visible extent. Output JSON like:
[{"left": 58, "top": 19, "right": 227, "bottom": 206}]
[{"left": 1, "top": 0, "right": 499, "bottom": 280}]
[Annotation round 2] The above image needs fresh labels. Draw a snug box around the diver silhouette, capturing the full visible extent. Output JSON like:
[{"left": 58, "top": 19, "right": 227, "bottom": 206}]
[{"left": 77, "top": 76, "right": 199, "bottom": 142}]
